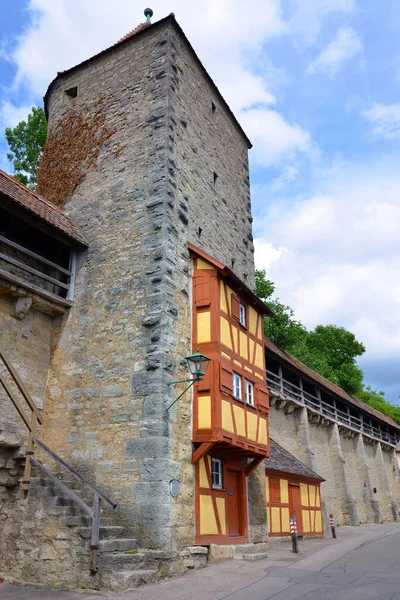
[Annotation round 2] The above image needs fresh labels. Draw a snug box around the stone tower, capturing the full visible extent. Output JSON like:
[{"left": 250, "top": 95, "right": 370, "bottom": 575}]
[{"left": 37, "top": 11, "right": 259, "bottom": 549}]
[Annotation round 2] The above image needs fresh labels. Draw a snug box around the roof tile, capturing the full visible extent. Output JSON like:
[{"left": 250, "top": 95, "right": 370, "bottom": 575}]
[
  {"left": 0, "top": 169, "right": 86, "bottom": 245},
  {"left": 265, "top": 439, "right": 324, "bottom": 481}
]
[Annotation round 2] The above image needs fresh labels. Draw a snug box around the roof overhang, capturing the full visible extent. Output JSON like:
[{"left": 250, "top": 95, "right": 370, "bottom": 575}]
[{"left": 188, "top": 243, "right": 273, "bottom": 318}]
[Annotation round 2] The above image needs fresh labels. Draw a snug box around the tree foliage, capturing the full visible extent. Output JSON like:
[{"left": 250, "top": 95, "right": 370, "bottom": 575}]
[
  {"left": 5, "top": 106, "right": 48, "bottom": 189},
  {"left": 255, "top": 269, "right": 400, "bottom": 423}
]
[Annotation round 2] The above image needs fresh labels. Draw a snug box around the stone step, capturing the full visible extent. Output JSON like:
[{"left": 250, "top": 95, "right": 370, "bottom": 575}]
[
  {"left": 99, "top": 569, "right": 155, "bottom": 592},
  {"left": 99, "top": 552, "right": 146, "bottom": 571},
  {"left": 239, "top": 552, "right": 269, "bottom": 562},
  {"left": 65, "top": 515, "right": 116, "bottom": 527},
  {"left": 234, "top": 543, "right": 270, "bottom": 555},
  {"left": 99, "top": 539, "right": 138, "bottom": 553},
  {"left": 78, "top": 526, "right": 126, "bottom": 540}
]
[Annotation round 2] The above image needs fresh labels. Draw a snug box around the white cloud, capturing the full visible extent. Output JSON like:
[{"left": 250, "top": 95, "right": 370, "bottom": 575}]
[
  {"left": 307, "top": 27, "right": 362, "bottom": 77},
  {"left": 239, "top": 107, "right": 312, "bottom": 167},
  {"left": 0, "top": 101, "right": 33, "bottom": 130},
  {"left": 254, "top": 163, "right": 400, "bottom": 382},
  {"left": 287, "top": 0, "right": 356, "bottom": 47},
  {"left": 363, "top": 103, "right": 400, "bottom": 139}
]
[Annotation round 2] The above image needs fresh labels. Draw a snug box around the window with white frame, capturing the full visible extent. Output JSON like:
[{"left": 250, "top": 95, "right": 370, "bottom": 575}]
[
  {"left": 245, "top": 380, "right": 254, "bottom": 406},
  {"left": 239, "top": 303, "right": 246, "bottom": 327},
  {"left": 232, "top": 373, "right": 242, "bottom": 399},
  {"left": 211, "top": 457, "right": 223, "bottom": 489}
]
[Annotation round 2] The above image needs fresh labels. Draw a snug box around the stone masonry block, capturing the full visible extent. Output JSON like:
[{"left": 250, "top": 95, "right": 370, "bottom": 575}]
[
  {"left": 140, "top": 458, "right": 180, "bottom": 482},
  {"left": 124, "top": 436, "right": 171, "bottom": 459},
  {"left": 131, "top": 481, "right": 170, "bottom": 504}
]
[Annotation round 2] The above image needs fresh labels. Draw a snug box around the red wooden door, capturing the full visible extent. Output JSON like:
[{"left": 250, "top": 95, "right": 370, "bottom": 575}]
[
  {"left": 289, "top": 484, "right": 303, "bottom": 536},
  {"left": 226, "top": 469, "right": 241, "bottom": 537}
]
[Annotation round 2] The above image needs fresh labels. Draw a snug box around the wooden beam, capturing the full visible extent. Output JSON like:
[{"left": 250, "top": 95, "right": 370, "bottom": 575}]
[
  {"left": 0, "top": 234, "right": 71, "bottom": 275},
  {"left": 192, "top": 442, "right": 215, "bottom": 464},
  {"left": 0, "top": 268, "right": 73, "bottom": 307},
  {"left": 0, "top": 252, "right": 69, "bottom": 289},
  {"left": 245, "top": 455, "right": 265, "bottom": 477},
  {"left": 0, "top": 347, "right": 43, "bottom": 424}
]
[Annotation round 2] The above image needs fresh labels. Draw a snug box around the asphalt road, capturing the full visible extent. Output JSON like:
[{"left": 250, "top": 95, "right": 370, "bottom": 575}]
[{"left": 2, "top": 523, "right": 400, "bottom": 600}]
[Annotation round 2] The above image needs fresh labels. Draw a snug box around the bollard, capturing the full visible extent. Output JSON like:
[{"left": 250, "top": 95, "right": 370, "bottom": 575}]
[
  {"left": 290, "top": 515, "right": 298, "bottom": 553},
  {"left": 329, "top": 513, "right": 336, "bottom": 539}
]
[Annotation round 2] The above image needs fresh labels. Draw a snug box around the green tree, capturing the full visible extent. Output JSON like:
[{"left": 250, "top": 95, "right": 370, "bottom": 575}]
[
  {"left": 5, "top": 106, "right": 47, "bottom": 189},
  {"left": 294, "top": 325, "right": 365, "bottom": 395}
]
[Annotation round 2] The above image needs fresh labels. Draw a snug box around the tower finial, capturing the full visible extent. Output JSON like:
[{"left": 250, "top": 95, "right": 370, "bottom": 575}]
[{"left": 144, "top": 8, "right": 153, "bottom": 24}]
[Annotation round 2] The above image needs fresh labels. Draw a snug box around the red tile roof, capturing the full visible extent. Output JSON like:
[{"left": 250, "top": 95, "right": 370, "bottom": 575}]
[
  {"left": 0, "top": 169, "right": 86, "bottom": 246},
  {"left": 117, "top": 21, "right": 151, "bottom": 43},
  {"left": 265, "top": 337, "right": 400, "bottom": 430}
]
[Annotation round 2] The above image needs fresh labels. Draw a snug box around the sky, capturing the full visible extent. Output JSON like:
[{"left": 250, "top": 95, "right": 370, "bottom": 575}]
[{"left": 1, "top": 1, "right": 400, "bottom": 403}]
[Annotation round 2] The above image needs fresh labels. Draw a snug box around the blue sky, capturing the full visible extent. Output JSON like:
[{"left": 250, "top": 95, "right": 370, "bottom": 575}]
[{"left": 1, "top": 1, "right": 400, "bottom": 403}]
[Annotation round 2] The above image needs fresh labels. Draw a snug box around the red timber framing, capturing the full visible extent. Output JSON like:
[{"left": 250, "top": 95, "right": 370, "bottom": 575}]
[
  {"left": 266, "top": 471, "right": 324, "bottom": 537},
  {"left": 189, "top": 244, "right": 271, "bottom": 545}
]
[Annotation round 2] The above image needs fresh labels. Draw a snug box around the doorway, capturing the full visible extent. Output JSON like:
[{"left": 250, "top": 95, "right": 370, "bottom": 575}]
[
  {"left": 289, "top": 483, "right": 303, "bottom": 536},
  {"left": 226, "top": 469, "right": 242, "bottom": 537}
]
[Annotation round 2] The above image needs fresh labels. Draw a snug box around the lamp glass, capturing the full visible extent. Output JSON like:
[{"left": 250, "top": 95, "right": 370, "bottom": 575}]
[{"left": 185, "top": 351, "right": 211, "bottom": 378}]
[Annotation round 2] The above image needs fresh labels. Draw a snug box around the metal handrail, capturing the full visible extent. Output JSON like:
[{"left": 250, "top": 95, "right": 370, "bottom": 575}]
[{"left": 33, "top": 436, "right": 116, "bottom": 509}]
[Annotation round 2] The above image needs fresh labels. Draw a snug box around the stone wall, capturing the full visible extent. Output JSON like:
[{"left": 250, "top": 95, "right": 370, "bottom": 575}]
[
  {"left": 269, "top": 401, "right": 400, "bottom": 529},
  {"left": 0, "top": 290, "right": 55, "bottom": 448}
]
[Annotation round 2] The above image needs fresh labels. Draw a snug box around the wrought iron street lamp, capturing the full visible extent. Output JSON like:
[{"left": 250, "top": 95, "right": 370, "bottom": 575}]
[{"left": 167, "top": 351, "right": 211, "bottom": 411}]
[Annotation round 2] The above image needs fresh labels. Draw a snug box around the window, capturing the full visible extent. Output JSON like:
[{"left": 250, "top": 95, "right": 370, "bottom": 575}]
[
  {"left": 233, "top": 373, "right": 242, "bottom": 400},
  {"left": 65, "top": 86, "right": 78, "bottom": 98},
  {"left": 239, "top": 304, "right": 246, "bottom": 327},
  {"left": 245, "top": 380, "right": 254, "bottom": 406},
  {"left": 211, "top": 458, "right": 223, "bottom": 489}
]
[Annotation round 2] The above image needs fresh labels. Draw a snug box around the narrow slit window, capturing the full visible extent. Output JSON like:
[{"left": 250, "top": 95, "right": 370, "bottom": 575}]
[
  {"left": 211, "top": 457, "right": 223, "bottom": 489},
  {"left": 233, "top": 373, "right": 242, "bottom": 400},
  {"left": 212, "top": 101, "right": 216, "bottom": 114},
  {"left": 245, "top": 380, "right": 254, "bottom": 406},
  {"left": 213, "top": 172, "right": 218, "bottom": 185},
  {"left": 239, "top": 304, "right": 246, "bottom": 327}
]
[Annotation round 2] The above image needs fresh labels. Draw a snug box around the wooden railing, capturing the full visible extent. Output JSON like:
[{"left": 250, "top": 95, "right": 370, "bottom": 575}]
[
  {"left": 0, "top": 233, "right": 76, "bottom": 304},
  {"left": 266, "top": 369, "right": 398, "bottom": 447},
  {"left": 0, "top": 346, "right": 116, "bottom": 572}
]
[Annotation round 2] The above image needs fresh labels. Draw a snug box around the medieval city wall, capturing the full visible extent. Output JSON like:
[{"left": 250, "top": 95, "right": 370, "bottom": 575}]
[{"left": 269, "top": 403, "right": 400, "bottom": 530}]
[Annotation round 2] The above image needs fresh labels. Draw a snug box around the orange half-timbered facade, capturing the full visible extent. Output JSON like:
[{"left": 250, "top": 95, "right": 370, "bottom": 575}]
[
  {"left": 189, "top": 244, "right": 272, "bottom": 545},
  {"left": 265, "top": 440, "right": 325, "bottom": 537}
]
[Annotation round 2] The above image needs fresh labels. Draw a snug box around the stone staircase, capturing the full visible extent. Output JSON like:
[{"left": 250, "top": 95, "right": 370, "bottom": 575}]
[
  {"left": 30, "top": 472, "right": 156, "bottom": 592},
  {"left": 0, "top": 425, "right": 26, "bottom": 488}
]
